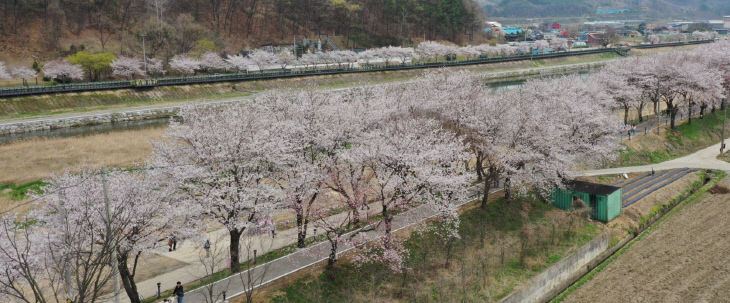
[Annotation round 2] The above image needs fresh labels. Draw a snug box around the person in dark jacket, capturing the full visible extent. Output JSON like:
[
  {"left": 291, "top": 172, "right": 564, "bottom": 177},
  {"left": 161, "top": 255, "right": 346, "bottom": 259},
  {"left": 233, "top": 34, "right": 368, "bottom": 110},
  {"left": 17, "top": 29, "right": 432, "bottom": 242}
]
[{"left": 173, "top": 281, "right": 184, "bottom": 303}]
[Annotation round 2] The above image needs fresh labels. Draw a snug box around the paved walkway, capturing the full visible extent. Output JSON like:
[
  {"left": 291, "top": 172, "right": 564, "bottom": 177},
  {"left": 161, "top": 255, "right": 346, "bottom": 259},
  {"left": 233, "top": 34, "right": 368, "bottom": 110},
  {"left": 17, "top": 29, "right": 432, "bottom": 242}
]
[
  {"left": 101, "top": 186, "right": 498, "bottom": 303},
  {"left": 101, "top": 200, "right": 385, "bottom": 303},
  {"left": 574, "top": 137, "right": 730, "bottom": 176}
]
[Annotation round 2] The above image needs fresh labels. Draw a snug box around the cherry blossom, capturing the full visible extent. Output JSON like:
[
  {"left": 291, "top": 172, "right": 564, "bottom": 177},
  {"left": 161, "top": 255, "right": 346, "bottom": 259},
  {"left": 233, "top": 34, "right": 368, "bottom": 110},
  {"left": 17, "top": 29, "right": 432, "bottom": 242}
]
[
  {"left": 111, "top": 56, "right": 146, "bottom": 78},
  {"left": 247, "top": 49, "right": 279, "bottom": 72},
  {"left": 150, "top": 101, "right": 289, "bottom": 273},
  {"left": 200, "top": 52, "right": 230, "bottom": 72},
  {"left": 169, "top": 54, "right": 201, "bottom": 75},
  {"left": 10, "top": 66, "right": 36, "bottom": 84},
  {"left": 42, "top": 59, "right": 84, "bottom": 81},
  {"left": 0, "top": 62, "right": 10, "bottom": 79},
  {"left": 225, "top": 54, "right": 252, "bottom": 72}
]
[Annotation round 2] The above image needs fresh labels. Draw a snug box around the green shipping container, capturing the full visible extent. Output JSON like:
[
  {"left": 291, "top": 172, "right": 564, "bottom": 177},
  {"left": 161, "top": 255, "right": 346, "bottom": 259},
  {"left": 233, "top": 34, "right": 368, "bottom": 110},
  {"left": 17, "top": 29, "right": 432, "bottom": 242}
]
[{"left": 551, "top": 180, "right": 622, "bottom": 223}]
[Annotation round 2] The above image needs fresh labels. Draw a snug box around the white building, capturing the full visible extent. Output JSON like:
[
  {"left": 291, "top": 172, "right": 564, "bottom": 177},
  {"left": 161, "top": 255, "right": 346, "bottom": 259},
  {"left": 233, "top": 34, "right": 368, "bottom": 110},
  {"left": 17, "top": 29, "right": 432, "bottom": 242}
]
[{"left": 725, "top": 16, "right": 730, "bottom": 29}]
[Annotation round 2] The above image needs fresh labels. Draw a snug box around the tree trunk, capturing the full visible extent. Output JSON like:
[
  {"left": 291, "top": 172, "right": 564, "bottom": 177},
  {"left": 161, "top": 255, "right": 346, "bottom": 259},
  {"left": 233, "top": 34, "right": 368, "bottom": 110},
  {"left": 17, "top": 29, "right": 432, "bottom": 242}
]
[
  {"left": 670, "top": 105, "right": 677, "bottom": 129},
  {"left": 326, "top": 238, "right": 338, "bottom": 269},
  {"left": 229, "top": 229, "right": 243, "bottom": 273},
  {"left": 475, "top": 151, "right": 483, "bottom": 182},
  {"left": 503, "top": 177, "right": 512, "bottom": 201},
  {"left": 480, "top": 169, "right": 493, "bottom": 209},
  {"left": 117, "top": 251, "right": 141, "bottom": 303},
  {"left": 688, "top": 100, "right": 693, "bottom": 125},
  {"left": 296, "top": 211, "right": 306, "bottom": 248},
  {"left": 624, "top": 105, "right": 629, "bottom": 126},
  {"left": 701, "top": 104, "right": 707, "bottom": 118},
  {"left": 638, "top": 102, "right": 645, "bottom": 122},
  {"left": 352, "top": 205, "right": 361, "bottom": 227},
  {"left": 382, "top": 204, "right": 392, "bottom": 248}
]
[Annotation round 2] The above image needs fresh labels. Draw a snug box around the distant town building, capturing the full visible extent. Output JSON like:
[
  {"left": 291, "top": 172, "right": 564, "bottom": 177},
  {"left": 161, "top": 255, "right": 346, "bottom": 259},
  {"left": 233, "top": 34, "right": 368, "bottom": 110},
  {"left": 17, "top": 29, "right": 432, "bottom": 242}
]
[
  {"left": 486, "top": 21, "right": 502, "bottom": 29},
  {"left": 725, "top": 16, "right": 730, "bottom": 29},
  {"left": 586, "top": 32, "right": 605, "bottom": 47},
  {"left": 596, "top": 8, "right": 631, "bottom": 14}
]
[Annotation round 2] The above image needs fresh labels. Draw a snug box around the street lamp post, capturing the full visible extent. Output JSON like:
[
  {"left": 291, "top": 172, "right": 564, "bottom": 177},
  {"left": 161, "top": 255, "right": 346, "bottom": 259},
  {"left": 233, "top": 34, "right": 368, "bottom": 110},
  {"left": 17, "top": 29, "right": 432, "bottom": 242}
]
[
  {"left": 140, "top": 34, "right": 148, "bottom": 77},
  {"left": 721, "top": 98, "right": 727, "bottom": 155}
]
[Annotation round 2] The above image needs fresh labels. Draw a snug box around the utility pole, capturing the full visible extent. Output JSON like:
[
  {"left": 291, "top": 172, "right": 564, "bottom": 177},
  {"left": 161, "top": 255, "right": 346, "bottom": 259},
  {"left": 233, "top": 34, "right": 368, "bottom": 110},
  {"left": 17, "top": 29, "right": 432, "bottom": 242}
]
[
  {"left": 141, "top": 34, "right": 148, "bottom": 77},
  {"left": 102, "top": 170, "right": 120, "bottom": 303}
]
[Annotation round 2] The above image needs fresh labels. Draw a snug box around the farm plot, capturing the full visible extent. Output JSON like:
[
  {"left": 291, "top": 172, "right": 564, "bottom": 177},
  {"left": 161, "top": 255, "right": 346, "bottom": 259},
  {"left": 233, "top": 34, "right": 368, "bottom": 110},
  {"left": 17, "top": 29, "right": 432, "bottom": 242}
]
[{"left": 562, "top": 178, "right": 730, "bottom": 303}]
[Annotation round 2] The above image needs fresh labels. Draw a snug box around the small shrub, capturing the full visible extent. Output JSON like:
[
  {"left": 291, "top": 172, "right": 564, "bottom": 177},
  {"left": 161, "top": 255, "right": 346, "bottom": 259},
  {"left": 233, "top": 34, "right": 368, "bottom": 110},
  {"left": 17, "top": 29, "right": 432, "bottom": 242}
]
[{"left": 709, "top": 184, "right": 730, "bottom": 194}]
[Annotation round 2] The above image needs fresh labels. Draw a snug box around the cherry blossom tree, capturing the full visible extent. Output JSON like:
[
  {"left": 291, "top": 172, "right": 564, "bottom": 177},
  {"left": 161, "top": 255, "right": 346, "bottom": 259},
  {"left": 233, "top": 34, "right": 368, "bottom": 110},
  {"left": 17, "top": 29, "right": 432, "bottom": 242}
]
[
  {"left": 150, "top": 102, "right": 288, "bottom": 273},
  {"left": 200, "top": 52, "right": 230, "bottom": 73},
  {"left": 596, "top": 62, "right": 643, "bottom": 125},
  {"left": 247, "top": 49, "right": 279, "bottom": 72},
  {"left": 549, "top": 38, "right": 569, "bottom": 51},
  {"left": 275, "top": 51, "right": 296, "bottom": 71},
  {"left": 458, "top": 45, "right": 481, "bottom": 59},
  {"left": 345, "top": 89, "right": 470, "bottom": 269},
  {"left": 648, "top": 34, "right": 660, "bottom": 44},
  {"left": 299, "top": 52, "right": 320, "bottom": 70},
  {"left": 0, "top": 213, "right": 115, "bottom": 303},
  {"left": 10, "top": 66, "right": 37, "bottom": 85},
  {"left": 225, "top": 54, "right": 252, "bottom": 72},
  {"left": 691, "top": 31, "right": 711, "bottom": 41},
  {"left": 534, "top": 40, "right": 550, "bottom": 51},
  {"left": 34, "top": 170, "right": 185, "bottom": 303},
  {"left": 145, "top": 58, "right": 166, "bottom": 76},
  {"left": 111, "top": 56, "right": 146, "bottom": 79},
  {"left": 42, "top": 59, "right": 84, "bottom": 82},
  {"left": 169, "top": 54, "right": 201, "bottom": 75},
  {"left": 387, "top": 46, "right": 415, "bottom": 65},
  {"left": 416, "top": 41, "right": 449, "bottom": 62},
  {"left": 0, "top": 62, "right": 10, "bottom": 79},
  {"left": 356, "top": 49, "right": 379, "bottom": 68},
  {"left": 327, "top": 50, "right": 358, "bottom": 69}
]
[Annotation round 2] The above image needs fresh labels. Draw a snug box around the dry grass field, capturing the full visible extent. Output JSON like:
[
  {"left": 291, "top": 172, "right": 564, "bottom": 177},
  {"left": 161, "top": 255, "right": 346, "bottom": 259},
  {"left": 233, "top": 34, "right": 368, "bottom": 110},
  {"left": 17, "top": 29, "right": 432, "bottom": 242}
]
[
  {"left": 0, "top": 126, "right": 165, "bottom": 185},
  {"left": 563, "top": 177, "right": 730, "bottom": 303}
]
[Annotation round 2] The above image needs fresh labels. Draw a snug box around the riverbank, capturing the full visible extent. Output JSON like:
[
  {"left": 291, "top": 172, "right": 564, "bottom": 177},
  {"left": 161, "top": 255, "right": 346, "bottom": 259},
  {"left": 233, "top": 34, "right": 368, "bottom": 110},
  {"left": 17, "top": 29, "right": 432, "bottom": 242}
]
[{"left": 0, "top": 59, "right": 610, "bottom": 137}]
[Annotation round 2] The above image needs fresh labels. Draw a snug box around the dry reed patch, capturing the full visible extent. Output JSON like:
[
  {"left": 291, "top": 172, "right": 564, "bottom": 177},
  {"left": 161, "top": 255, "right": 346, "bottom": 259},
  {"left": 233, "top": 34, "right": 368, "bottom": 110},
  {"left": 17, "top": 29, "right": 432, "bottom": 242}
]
[{"left": 0, "top": 126, "right": 166, "bottom": 184}]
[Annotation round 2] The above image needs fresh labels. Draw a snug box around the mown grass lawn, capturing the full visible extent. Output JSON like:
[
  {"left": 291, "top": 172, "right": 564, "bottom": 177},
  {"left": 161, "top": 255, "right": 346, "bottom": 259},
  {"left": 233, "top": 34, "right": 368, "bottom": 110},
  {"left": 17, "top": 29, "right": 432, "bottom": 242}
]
[{"left": 614, "top": 111, "right": 726, "bottom": 167}]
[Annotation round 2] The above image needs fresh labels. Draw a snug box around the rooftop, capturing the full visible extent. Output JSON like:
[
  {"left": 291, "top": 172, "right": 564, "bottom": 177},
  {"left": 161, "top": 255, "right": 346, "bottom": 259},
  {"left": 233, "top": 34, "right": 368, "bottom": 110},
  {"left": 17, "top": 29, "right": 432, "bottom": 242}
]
[{"left": 564, "top": 180, "right": 621, "bottom": 196}]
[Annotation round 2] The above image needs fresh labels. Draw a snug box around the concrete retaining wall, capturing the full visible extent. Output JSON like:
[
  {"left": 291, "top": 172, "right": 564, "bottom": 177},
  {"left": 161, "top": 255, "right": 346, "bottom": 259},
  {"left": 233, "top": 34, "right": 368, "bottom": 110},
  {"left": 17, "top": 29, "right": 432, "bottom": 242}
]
[
  {"left": 0, "top": 99, "right": 238, "bottom": 136},
  {"left": 498, "top": 231, "right": 610, "bottom": 303}
]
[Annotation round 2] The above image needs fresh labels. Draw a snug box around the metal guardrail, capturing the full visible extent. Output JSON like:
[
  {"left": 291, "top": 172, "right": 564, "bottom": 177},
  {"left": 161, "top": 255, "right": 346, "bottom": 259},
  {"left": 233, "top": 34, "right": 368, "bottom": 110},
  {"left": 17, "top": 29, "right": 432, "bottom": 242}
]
[{"left": 0, "top": 40, "right": 713, "bottom": 98}]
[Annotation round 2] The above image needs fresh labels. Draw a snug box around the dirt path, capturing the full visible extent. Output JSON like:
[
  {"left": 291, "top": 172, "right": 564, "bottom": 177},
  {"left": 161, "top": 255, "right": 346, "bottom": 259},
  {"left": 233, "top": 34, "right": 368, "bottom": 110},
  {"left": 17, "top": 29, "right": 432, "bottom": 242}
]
[{"left": 562, "top": 178, "right": 730, "bottom": 303}]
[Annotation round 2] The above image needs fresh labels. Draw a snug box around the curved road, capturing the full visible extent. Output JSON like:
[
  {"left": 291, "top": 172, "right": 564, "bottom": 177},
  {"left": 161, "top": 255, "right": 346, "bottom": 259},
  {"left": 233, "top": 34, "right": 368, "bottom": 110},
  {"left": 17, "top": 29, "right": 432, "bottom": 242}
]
[{"left": 574, "top": 138, "right": 730, "bottom": 176}]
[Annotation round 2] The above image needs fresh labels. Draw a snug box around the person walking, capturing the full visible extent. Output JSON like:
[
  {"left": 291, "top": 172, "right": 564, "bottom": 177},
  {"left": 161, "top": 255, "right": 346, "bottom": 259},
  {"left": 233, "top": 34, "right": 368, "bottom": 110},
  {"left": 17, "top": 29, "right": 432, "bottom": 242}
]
[
  {"left": 172, "top": 236, "right": 177, "bottom": 251},
  {"left": 173, "top": 281, "right": 184, "bottom": 303},
  {"left": 203, "top": 239, "right": 211, "bottom": 257},
  {"left": 168, "top": 237, "right": 174, "bottom": 252}
]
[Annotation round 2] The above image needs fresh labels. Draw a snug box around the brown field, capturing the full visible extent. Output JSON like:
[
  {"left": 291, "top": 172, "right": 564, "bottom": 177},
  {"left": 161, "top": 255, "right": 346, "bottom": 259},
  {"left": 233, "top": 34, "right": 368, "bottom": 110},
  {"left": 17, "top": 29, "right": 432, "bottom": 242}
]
[
  {"left": 563, "top": 177, "right": 730, "bottom": 303},
  {"left": 0, "top": 126, "right": 165, "bottom": 185}
]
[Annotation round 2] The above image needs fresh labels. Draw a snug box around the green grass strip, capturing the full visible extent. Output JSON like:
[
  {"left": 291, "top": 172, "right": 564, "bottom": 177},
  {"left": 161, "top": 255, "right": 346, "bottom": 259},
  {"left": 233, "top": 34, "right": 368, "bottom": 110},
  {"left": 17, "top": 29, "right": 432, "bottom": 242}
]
[{"left": 551, "top": 171, "right": 725, "bottom": 303}]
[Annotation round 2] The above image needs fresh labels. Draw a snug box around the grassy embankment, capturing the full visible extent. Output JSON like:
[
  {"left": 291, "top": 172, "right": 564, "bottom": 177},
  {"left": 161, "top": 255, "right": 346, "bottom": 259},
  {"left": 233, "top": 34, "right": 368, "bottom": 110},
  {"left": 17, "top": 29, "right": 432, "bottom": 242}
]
[
  {"left": 613, "top": 111, "right": 726, "bottom": 167},
  {"left": 262, "top": 196, "right": 601, "bottom": 303}
]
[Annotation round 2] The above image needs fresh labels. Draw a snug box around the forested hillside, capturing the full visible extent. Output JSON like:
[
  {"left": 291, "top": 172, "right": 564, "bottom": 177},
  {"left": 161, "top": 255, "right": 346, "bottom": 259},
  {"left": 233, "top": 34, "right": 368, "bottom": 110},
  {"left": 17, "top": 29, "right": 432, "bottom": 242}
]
[
  {"left": 479, "top": 0, "right": 730, "bottom": 18},
  {"left": 0, "top": 0, "right": 483, "bottom": 61}
]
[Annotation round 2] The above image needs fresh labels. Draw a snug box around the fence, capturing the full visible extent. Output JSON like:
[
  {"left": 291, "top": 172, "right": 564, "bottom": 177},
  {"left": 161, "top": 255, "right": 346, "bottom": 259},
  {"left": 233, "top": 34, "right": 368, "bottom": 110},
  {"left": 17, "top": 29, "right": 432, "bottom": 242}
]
[{"left": 0, "top": 40, "right": 713, "bottom": 98}]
